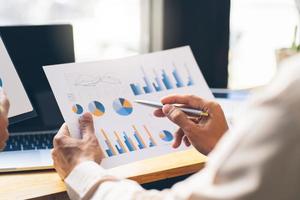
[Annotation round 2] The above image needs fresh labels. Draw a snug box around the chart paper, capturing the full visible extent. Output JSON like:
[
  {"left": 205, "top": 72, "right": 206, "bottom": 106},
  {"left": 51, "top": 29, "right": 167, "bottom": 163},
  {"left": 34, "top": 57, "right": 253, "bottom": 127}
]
[
  {"left": 0, "top": 37, "right": 33, "bottom": 119},
  {"left": 44, "top": 46, "right": 214, "bottom": 168}
]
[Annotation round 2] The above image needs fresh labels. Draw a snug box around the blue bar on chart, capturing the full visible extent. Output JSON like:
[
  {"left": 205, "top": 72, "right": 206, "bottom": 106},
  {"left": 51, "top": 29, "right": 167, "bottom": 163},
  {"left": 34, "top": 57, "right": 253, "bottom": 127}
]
[
  {"left": 130, "top": 83, "right": 143, "bottom": 96},
  {"left": 130, "top": 65, "right": 195, "bottom": 96},
  {"left": 132, "top": 125, "right": 147, "bottom": 149},
  {"left": 185, "top": 65, "right": 195, "bottom": 86},
  {"left": 134, "top": 133, "right": 145, "bottom": 149},
  {"left": 99, "top": 125, "right": 158, "bottom": 156},
  {"left": 187, "top": 77, "right": 194, "bottom": 86},
  {"left": 114, "top": 140, "right": 125, "bottom": 154},
  {"left": 152, "top": 70, "right": 164, "bottom": 92},
  {"left": 115, "top": 143, "right": 125, "bottom": 154},
  {"left": 142, "top": 67, "right": 154, "bottom": 94},
  {"left": 152, "top": 77, "right": 163, "bottom": 91},
  {"left": 105, "top": 141, "right": 114, "bottom": 157},
  {"left": 172, "top": 68, "right": 184, "bottom": 88},
  {"left": 143, "top": 125, "right": 157, "bottom": 147},
  {"left": 114, "top": 131, "right": 127, "bottom": 154},
  {"left": 162, "top": 70, "right": 174, "bottom": 89},
  {"left": 122, "top": 132, "right": 137, "bottom": 152},
  {"left": 101, "top": 129, "right": 117, "bottom": 157}
]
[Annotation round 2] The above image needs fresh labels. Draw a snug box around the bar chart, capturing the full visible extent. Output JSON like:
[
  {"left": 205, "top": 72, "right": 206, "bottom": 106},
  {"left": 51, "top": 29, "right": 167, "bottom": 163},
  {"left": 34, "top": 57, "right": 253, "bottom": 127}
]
[
  {"left": 130, "top": 65, "right": 194, "bottom": 96},
  {"left": 100, "top": 125, "right": 161, "bottom": 157},
  {"left": 44, "top": 46, "right": 214, "bottom": 167}
]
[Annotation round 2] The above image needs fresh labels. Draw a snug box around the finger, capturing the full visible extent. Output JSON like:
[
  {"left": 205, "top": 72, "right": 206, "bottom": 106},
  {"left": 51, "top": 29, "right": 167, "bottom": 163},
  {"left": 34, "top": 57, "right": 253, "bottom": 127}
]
[
  {"left": 153, "top": 109, "right": 166, "bottom": 117},
  {"left": 51, "top": 149, "right": 58, "bottom": 161},
  {"left": 0, "top": 90, "right": 10, "bottom": 116},
  {"left": 53, "top": 123, "right": 70, "bottom": 146},
  {"left": 0, "top": 123, "right": 9, "bottom": 140},
  {"left": 59, "top": 123, "right": 70, "bottom": 136},
  {"left": 162, "top": 104, "right": 198, "bottom": 133},
  {"left": 52, "top": 158, "right": 66, "bottom": 180},
  {"left": 172, "top": 129, "right": 184, "bottom": 148},
  {"left": 188, "top": 116, "right": 201, "bottom": 124},
  {"left": 0, "top": 130, "right": 8, "bottom": 150},
  {"left": 0, "top": 141, "right": 6, "bottom": 151},
  {"left": 79, "top": 113, "right": 95, "bottom": 139},
  {"left": 161, "top": 94, "right": 208, "bottom": 110},
  {"left": 183, "top": 136, "right": 191, "bottom": 147},
  {"left": 51, "top": 149, "right": 55, "bottom": 157},
  {"left": 2, "top": 129, "right": 9, "bottom": 143}
]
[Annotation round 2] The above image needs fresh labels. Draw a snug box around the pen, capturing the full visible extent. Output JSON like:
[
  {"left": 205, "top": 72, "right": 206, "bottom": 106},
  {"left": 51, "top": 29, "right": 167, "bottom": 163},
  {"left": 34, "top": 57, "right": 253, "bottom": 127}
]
[{"left": 134, "top": 100, "right": 209, "bottom": 117}]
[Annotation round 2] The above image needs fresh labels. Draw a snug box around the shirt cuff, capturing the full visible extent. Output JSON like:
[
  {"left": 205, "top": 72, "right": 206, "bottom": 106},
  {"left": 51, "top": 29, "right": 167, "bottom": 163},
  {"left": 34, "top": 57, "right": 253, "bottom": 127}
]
[{"left": 65, "top": 161, "right": 117, "bottom": 200}]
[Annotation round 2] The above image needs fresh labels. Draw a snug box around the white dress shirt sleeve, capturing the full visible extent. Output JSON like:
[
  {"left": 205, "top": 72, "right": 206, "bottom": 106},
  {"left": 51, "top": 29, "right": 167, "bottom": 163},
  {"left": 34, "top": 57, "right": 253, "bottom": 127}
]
[{"left": 65, "top": 56, "right": 300, "bottom": 200}]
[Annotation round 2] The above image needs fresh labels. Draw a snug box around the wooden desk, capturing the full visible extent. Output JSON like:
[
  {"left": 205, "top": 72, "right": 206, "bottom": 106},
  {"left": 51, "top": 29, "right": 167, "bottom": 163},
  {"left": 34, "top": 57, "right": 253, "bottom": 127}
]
[{"left": 0, "top": 148, "right": 207, "bottom": 199}]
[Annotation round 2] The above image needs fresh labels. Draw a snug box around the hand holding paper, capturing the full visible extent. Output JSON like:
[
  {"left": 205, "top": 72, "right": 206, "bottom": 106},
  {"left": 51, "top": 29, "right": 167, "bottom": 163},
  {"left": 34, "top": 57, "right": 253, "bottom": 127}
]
[{"left": 44, "top": 46, "right": 214, "bottom": 168}]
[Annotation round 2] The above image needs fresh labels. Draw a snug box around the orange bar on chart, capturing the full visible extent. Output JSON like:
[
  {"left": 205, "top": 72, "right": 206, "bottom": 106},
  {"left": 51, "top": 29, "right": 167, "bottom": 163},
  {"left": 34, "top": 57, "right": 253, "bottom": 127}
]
[
  {"left": 101, "top": 129, "right": 117, "bottom": 156},
  {"left": 143, "top": 125, "right": 157, "bottom": 146},
  {"left": 132, "top": 125, "right": 147, "bottom": 148},
  {"left": 114, "top": 131, "right": 128, "bottom": 153}
]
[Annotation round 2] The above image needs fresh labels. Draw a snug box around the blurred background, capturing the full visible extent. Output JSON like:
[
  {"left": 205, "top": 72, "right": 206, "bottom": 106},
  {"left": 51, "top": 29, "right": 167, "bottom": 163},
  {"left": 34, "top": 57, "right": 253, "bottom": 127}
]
[{"left": 0, "top": 0, "right": 298, "bottom": 89}]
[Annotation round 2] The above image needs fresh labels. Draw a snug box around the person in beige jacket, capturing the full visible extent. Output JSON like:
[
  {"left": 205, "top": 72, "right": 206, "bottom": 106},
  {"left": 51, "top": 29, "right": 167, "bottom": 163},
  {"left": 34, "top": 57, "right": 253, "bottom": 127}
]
[{"left": 51, "top": 52, "right": 300, "bottom": 200}]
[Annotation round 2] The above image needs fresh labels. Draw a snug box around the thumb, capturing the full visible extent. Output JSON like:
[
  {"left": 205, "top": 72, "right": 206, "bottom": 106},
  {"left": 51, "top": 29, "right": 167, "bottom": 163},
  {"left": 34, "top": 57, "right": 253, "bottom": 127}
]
[
  {"left": 79, "top": 113, "right": 95, "bottom": 139},
  {"left": 53, "top": 123, "right": 71, "bottom": 146},
  {"left": 0, "top": 90, "right": 10, "bottom": 116},
  {"left": 162, "top": 104, "right": 197, "bottom": 133}
]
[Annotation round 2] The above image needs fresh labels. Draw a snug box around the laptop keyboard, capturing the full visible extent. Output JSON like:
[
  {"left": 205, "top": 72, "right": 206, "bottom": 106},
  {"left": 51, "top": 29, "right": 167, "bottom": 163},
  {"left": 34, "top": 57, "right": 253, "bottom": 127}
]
[{"left": 3, "top": 133, "right": 55, "bottom": 152}]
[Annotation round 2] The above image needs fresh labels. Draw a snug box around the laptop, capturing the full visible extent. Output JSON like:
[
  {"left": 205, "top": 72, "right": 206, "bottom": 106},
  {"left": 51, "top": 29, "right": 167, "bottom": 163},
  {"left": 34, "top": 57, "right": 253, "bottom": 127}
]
[{"left": 0, "top": 24, "right": 75, "bottom": 172}]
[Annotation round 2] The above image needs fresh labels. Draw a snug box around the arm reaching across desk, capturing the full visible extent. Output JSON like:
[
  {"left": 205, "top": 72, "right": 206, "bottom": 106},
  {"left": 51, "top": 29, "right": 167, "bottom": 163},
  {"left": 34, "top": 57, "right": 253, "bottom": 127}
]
[{"left": 52, "top": 55, "right": 300, "bottom": 200}]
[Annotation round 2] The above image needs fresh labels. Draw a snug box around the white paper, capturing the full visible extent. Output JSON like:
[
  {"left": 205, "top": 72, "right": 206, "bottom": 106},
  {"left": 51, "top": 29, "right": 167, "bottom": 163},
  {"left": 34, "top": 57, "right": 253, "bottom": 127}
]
[
  {"left": 0, "top": 37, "right": 33, "bottom": 118},
  {"left": 44, "top": 46, "right": 214, "bottom": 168}
]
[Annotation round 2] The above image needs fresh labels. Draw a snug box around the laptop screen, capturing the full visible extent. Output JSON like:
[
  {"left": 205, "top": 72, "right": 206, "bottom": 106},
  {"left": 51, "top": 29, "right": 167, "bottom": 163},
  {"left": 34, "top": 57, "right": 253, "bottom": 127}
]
[{"left": 0, "top": 24, "right": 75, "bottom": 133}]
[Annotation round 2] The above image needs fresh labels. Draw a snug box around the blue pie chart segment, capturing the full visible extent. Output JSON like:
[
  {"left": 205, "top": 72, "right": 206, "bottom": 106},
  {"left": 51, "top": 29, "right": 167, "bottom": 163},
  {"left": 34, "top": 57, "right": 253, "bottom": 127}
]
[
  {"left": 88, "top": 101, "right": 105, "bottom": 117},
  {"left": 113, "top": 98, "right": 133, "bottom": 116},
  {"left": 159, "top": 130, "right": 174, "bottom": 142},
  {"left": 72, "top": 104, "right": 84, "bottom": 115}
]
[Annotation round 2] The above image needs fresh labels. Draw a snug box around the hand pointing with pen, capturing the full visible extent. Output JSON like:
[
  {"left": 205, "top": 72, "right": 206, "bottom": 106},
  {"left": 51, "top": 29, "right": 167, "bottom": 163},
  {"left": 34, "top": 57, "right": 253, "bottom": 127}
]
[{"left": 154, "top": 94, "right": 228, "bottom": 155}]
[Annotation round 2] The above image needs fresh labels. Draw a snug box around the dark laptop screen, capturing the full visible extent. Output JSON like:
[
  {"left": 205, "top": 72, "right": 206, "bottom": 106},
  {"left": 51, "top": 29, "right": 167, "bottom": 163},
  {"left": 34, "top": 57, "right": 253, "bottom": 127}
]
[{"left": 0, "top": 24, "right": 75, "bottom": 132}]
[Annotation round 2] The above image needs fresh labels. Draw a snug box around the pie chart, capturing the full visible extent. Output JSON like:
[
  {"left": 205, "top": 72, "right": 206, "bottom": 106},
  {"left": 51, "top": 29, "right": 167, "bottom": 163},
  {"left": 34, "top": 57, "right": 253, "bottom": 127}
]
[
  {"left": 72, "top": 104, "right": 84, "bottom": 115},
  {"left": 113, "top": 98, "right": 133, "bottom": 116},
  {"left": 88, "top": 101, "right": 105, "bottom": 117},
  {"left": 159, "top": 130, "right": 174, "bottom": 142}
]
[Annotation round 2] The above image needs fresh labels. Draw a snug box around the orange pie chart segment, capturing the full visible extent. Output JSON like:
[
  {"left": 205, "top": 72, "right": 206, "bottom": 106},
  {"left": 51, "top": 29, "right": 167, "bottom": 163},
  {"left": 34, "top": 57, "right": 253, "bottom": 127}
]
[
  {"left": 88, "top": 101, "right": 105, "bottom": 117},
  {"left": 113, "top": 98, "right": 133, "bottom": 116}
]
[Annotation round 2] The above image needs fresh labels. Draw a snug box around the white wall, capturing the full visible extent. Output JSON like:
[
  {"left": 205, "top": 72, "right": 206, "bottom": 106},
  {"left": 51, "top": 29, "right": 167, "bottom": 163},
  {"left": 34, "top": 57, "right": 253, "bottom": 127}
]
[{"left": 229, "top": 0, "right": 299, "bottom": 89}]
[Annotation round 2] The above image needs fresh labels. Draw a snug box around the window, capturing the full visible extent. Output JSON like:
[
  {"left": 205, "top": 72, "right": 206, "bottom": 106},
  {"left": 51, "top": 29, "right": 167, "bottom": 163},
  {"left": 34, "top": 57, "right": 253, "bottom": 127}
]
[
  {"left": 229, "top": 0, "right": 299, "bottom": 89},
  {"left": 0, "top": 0, "right": 150, "bottom": 62}
]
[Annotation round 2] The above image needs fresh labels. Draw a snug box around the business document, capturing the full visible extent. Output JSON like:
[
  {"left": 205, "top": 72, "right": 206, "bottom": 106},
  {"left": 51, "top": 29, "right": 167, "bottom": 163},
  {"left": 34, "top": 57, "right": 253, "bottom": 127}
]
[
  {"left": 0, "top": 37, "right": 33, "bottom": 119},
  {"left": 44, "top": 46, "right": 214, "bottom": 168}
]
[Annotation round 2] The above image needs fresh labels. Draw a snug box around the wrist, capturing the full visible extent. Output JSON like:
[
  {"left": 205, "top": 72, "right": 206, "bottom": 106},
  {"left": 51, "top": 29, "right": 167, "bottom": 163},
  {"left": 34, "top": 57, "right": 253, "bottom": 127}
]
[{"left": 65, "top": 161, "right": 117, "bottom": 200}]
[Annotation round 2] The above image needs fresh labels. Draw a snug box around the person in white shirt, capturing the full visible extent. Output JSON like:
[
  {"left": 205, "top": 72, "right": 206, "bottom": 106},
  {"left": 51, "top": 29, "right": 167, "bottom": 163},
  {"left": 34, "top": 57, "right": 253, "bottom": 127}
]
[
  {"left": 0, "top": 90, "right": 10, "bottom": 151},
  {"left": 51, "top": 52, "right": 300, "bottom": 200}
]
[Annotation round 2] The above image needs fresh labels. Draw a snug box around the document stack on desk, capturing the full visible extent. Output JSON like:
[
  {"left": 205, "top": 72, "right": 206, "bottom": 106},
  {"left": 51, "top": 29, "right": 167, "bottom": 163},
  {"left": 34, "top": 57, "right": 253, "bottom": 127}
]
[{"left": 44, "top": 46, "right": 214, "bottom": 168}]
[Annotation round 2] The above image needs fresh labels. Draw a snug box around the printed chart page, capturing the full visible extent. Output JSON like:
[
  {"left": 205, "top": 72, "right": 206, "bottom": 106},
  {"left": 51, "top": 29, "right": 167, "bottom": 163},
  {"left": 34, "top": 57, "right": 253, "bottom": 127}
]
[
  {"left": 44, "top": 46, "right": 214, "bottom": 168},
  {"left": 0, "top": 37, "right": 33, "bottom": 119}
]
